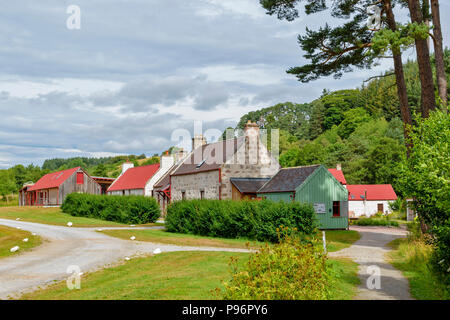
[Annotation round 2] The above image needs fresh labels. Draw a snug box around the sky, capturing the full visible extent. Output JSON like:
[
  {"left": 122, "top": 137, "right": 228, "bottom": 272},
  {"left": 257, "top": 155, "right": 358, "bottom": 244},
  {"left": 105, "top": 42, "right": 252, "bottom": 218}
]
[{"left": 1, "top": 0, "right": 449, "bottom": 169}]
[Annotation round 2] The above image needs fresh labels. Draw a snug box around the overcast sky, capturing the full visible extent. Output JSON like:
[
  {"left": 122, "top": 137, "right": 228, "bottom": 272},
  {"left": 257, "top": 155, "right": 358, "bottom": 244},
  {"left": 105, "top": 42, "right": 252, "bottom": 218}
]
[{"left": 1, "top": 0, "right": 449, "bottom": 168}]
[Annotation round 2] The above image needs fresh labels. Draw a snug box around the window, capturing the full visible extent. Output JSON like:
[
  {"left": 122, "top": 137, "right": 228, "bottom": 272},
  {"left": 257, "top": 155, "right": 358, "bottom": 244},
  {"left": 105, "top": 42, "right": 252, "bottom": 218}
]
[
  {"left": 76, "top": 172, "right": 84, "bottom": 185},
  {"left": 200, "top": 190, "right": 205, "bottom": 200},
  {"left": 333, "top": 201, "right": 340, "bottom": 217}
]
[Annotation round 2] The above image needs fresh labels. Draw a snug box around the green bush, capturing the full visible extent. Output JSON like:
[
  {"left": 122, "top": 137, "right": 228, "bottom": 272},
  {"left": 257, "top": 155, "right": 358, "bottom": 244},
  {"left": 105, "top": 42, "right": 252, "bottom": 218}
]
[
  {"left": 165, "top": 199, "right": 317, "bottom": 242},
  {"left": 220, "top": 228, "right": 329, "bottom": 299},
  {"left": 351, "top": 216, "right": 399, "bottom": 227},
  {"left": 61, "top": 193, "right": 160, "bottom": 224}
]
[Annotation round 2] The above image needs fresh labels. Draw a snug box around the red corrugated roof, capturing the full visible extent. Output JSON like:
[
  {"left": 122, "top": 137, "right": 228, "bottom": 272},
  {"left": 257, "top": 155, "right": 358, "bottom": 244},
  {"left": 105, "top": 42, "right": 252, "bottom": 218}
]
[
  {"left": 108, "top": 164, "right": 160, "bottom": 192},
  {"left": 347, "top": 184, "right": 398, "bottom": 201},
  {"left": 328, "top": 169, "right": 347, "bottom": 185},
  {"left": 28, "top": 167, "right": 81, "bottom": 191}
]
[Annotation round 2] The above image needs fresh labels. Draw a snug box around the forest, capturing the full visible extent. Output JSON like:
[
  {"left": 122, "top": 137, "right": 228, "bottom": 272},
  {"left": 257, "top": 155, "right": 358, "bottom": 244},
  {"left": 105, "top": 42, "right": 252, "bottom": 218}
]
[{"left": 236, "top": 51, "right": 449, "bottom": 197}]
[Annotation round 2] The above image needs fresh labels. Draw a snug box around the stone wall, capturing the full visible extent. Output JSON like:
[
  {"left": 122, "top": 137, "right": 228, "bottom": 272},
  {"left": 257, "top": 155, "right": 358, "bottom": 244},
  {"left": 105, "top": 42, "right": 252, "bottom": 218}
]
[{"left": 171, "top": 170, "right": 220, "bottom": 201}]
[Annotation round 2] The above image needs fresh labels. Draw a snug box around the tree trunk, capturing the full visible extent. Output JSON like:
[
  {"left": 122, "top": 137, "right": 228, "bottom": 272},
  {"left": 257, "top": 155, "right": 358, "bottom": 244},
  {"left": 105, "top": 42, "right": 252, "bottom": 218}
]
[
  {"left": 383, "top": 0, "right": 413, "bottom": 154},
  {"left": 422, "top": 0, "right": 431, "bottom": 50},
  {"left": 408, "top": 0, "right": 436, "bottom": 118},
  {"left": 430, "top": 0, "right": 448, "bottom": 107}
]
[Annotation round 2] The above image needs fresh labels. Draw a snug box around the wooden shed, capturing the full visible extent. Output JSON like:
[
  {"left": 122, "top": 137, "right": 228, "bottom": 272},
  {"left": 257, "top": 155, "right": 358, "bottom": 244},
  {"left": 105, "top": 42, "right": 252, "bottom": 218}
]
[
  {"left": 19, "top": 167, "right": 101, "bottom": 206},
  {"left": 257, "top": 165, "right": 349, "bottom": 230}
]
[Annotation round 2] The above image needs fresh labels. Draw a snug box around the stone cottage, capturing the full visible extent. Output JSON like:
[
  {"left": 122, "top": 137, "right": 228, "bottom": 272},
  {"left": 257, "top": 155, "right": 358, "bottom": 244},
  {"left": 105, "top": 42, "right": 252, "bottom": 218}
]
[{"left": 169, "top": 121, "right": 280, "bottom": 201}]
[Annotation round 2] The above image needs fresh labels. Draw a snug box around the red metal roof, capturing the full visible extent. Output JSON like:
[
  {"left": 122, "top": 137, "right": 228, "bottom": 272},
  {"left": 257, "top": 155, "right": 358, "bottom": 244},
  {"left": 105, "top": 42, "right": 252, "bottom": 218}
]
[
  {"left": 107, "top": 164, "right": 160, "bottom": 192},
  {"left": 27, "top": 167, "right": 81, "bottom": 191},
  {"left": 328, "top": 169, "right": 347, "bottom": 185},
  {"left": 347, "top": 184, "right": 398, "bottom": 201}
]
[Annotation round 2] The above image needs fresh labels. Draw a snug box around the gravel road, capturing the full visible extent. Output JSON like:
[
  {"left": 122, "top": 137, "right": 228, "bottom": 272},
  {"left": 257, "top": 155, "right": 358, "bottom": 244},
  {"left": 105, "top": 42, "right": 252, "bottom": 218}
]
[
  {"left": 329, "top": 226, "right": 413, "bottom": 300},
  {"left": 0, "top": 219, "right": 249, "bottom": 299}
]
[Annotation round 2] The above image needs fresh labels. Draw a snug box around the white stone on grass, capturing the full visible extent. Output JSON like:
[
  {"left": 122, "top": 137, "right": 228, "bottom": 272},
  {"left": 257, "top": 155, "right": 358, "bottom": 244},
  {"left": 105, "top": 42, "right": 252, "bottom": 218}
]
[
  {"left": 125, "top": 257, "right": 131, "bottom": 261},
  {"left": 10, "top": 246, "right": 19, "bottom": 253},
  {"left": 153, "top": 248, "right": 162, "bottom": 254},
  {"left": 23, "top": 238, "right": 28, "bottom": 242},
  {"left": 67, "top": 222, "right": 73, "bottom": 227},
  {"left": 130, "top": 236, "right": 136, "bottom": 241}
]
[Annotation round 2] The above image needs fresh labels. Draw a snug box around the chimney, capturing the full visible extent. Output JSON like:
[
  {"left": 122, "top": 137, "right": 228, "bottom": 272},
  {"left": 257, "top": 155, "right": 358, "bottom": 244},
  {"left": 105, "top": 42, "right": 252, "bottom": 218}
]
[
  {"left": 244, "top": 121, "right": 260, "bottom": 164},
  {"left": 192, "top": 134, "right": 207, "bottom": 151},
  {"left": 161, "top": 155, "right": 175, "bottom": 169},
  {"left": 173, "top": 148, "right": 187, "bottom": 163},
  {"left": 336, "top": 163, "right": 342, "bottom": 171},
  {"left": 244, "top": 120, "right": 260, "bottom": 137},
  {"left": 122, "top": 161, "right": 134, "bottom": 174}
]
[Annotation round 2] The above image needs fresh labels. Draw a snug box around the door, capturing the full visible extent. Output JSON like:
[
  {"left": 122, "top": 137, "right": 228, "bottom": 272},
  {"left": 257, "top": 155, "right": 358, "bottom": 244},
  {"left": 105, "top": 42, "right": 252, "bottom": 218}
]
[{"left": 377, "top": 203, "right": 384, "bottom": 213}]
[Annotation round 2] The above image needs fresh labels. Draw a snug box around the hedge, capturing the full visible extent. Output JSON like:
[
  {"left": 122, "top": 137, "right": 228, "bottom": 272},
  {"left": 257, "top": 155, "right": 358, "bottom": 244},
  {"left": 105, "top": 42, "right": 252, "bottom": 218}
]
[
  {"left": 61, "top": 193, "right": 160, "bottom": 224},
  {"left": 165, "top": 199, "right": 317, "bottom": 243}
]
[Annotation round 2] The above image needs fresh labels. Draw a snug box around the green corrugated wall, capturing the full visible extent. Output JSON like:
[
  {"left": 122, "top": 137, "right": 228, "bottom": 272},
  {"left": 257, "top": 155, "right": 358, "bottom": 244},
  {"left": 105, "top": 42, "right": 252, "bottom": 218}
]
[
  {"left": 258, "top": 166, "right": 348, "bottom": 230},
  {"left": 295, "top": 166, "right": 348, "bottom": 229}
]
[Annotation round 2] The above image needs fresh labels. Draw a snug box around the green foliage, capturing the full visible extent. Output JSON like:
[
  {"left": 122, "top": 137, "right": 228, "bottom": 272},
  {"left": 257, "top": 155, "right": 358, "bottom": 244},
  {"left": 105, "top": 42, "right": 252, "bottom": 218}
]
[
  {"left": 351, "top": 216, "right": 399, "bottom": 227},
  {"left": 337, "top": 108, "right": 371, "bottom": 139},
  {"left": 397, "top": 110, "right": 449, "bottom": 283},
  {"left": 165, "top": 199, "right": 317, "bottom": 243},
  {"left": 221, "top": 228, "right": 329, "bottom": 300},
  {"left": 61, "top": 193, "right": 160, "bottom": 224}
]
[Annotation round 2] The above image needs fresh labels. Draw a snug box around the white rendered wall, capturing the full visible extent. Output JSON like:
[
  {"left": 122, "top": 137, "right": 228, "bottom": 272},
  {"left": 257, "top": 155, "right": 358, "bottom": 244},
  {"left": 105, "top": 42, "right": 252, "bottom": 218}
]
[
  {"left": 349, "top": 200, "right": 393, "bottom": 217},
  {"left": 144, "top": 156, "right": 174, "bottom": 196}
]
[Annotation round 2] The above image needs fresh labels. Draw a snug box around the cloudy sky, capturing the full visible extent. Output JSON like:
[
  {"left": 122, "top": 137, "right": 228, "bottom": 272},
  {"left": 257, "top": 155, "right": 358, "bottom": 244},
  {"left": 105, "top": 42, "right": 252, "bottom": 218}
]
[{"left": 1, "top": 0, "right": 449, "bottom": 168}]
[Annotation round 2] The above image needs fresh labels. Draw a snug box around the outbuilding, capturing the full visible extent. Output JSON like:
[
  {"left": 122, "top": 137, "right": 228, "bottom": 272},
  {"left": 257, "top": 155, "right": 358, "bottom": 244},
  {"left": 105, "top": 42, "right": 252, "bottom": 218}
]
[
  {"left": 19, "top": 167, "right": 101, "bottom": 206},
  {"left": 257, "top": 165, "right": 348, "bottom": 230}
]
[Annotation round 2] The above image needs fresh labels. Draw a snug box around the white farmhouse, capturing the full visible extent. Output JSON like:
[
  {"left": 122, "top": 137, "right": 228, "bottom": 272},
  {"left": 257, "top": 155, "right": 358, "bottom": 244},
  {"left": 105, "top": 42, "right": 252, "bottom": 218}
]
[{"left": 347, "top": 184, "right": 398, "bottom": 217}]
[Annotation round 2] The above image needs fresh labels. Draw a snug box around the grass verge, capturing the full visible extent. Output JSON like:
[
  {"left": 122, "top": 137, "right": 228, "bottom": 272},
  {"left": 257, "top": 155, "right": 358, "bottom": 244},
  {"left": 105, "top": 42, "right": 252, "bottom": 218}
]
[
  {"left": 19, "top": 251, "right": 358, "bottom": 300},
  {"left": 99, "top": 229, "right": 360, "bottom": 251},
  {"left": 100, "top": 229, "right": 264, "bottom": 249},
  {"left": 0, "top": 207, "right": 162, "bottom": 228},
  {"left": 0, "top": 225, "right": 42, "bottom": 259},
  {"left": 319, "top": 230, "right": 361, "bottom": 252},
  {"left": 326, "top": 258, "right": 360, "bottom": 300},
  {"left": 20, "top": 251, "right": 249, "bottom": 300},
  {"left": 387, "top": 238, "right": 449, "bottom": 300}
]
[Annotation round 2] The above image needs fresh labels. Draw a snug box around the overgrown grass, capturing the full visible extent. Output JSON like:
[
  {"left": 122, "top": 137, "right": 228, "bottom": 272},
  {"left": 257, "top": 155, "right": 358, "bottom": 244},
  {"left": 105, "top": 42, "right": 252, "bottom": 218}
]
[
  {"left": 0, "top": 225, "right": 42, "bottom": 258},
  {"left": 19, "top": 251, "right": 359, "bottom": 300},
  {"left": 387, "top": 238, "right": 450, "bottom": 300},
  {"left": 100, "top": 229, "right": 263, "bottom": 249},
  {"left": 0, "top": 207, "right": 159, "bottom": 228}
]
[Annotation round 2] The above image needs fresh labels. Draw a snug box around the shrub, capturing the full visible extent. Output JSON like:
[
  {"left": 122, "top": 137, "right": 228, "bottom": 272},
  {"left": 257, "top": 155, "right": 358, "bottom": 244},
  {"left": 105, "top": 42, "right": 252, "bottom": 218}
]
[
  {"left": 165, "top": 199, "right": 317, "bottom": 243},
  {"left": 219, "top": 228, "right": 329, "bottom": 300},
  {"left": 351, "top": 216, "right": 399, "bottom": 227},
  {"left": 61, "top": 193, "right": 160, "bottom": 224}
]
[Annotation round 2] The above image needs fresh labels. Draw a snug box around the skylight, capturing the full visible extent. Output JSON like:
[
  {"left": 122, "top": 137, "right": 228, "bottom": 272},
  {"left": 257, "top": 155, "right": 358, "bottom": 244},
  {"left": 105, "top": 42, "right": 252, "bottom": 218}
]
[{"left": 196, "top": 159, "right": 206, "bottom": 169}]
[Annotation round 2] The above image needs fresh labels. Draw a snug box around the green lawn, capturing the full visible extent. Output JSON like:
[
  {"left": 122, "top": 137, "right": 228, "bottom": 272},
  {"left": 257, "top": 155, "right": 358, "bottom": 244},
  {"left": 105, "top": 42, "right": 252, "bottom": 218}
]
[
  {"left": 0, "top": 225, "right": 42, "bottom": 259},
  {"left": 100, "top": 229, "right": 264, "bottom": 249},
  {"left": 319, "top": 230, "right": 361, "bottom": 252},
  {"left": 0, "top": 207, "right": 161, "bottom": 228},
  {"left": 19, "top": 251, "right": 359, "bottom": 300},
  {"left": 387, "top": 238, "right": 449, "bottom": 300},
  {"left": 326, "top": 258, "right": 360, "bottom": 300},
  {"left": 99, "top": 229, "right": 361, "bottom": 251}
]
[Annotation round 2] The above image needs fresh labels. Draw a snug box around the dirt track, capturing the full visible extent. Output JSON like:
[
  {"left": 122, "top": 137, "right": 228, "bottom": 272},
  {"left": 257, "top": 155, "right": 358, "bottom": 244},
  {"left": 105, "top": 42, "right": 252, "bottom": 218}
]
[{"left": 329, "top": 226, "right": 413, "bottom": 300}]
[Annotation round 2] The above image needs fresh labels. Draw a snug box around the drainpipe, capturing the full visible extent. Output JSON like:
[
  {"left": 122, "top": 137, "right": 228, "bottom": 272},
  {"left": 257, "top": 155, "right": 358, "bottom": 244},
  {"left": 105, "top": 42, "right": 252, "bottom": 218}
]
[{"left": 218, "top": 168, "right": 222, "bottom": 200}]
